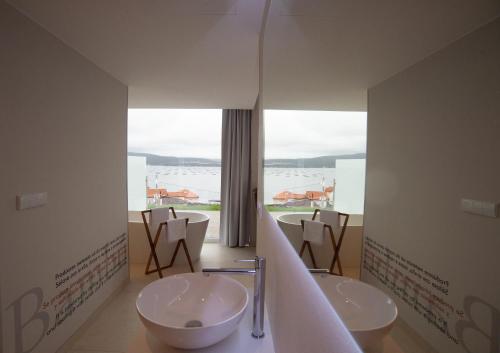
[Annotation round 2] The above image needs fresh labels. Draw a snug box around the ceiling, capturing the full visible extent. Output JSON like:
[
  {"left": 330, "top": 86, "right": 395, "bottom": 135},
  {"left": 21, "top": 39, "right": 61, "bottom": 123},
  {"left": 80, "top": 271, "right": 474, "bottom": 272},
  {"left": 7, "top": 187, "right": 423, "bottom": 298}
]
[
  {"left": 263, "top": 0, "right": 500, "bottom": 110},
  {"left": 7, "top": 0, "right": 500, "bottom": 110},
  {"left": 7, "top": 0, "right": 266, "bottom": 108}
]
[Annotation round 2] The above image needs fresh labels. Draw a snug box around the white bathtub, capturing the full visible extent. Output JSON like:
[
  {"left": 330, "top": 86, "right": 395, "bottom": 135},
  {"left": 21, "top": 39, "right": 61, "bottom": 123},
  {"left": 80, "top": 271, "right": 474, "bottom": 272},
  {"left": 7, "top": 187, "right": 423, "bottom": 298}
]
[
  {"left": 276, "top": 212, "right": 363, "bottom": 269},
  {"left": 128, "top": 211, "right": 209, "bottom": 266}
]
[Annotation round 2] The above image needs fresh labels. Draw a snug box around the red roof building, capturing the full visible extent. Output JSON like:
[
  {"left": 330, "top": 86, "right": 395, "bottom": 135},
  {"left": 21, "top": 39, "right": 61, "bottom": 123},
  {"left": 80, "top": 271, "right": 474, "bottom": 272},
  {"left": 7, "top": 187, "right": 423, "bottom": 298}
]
[
  {"left": 147, "top": 188, "right": 199, "bottom": 199},
  {"left": 305, "top": 191, "right": 327, "bottom": 200},
  {"left": 147, "top": 188, "right": 168, "bottom": 198},
  {"left": 166, "top": 189, "right": 199, "bottom": 199},
  {"left": 272, "top": 191, "right": 307, "bottom": 201}
]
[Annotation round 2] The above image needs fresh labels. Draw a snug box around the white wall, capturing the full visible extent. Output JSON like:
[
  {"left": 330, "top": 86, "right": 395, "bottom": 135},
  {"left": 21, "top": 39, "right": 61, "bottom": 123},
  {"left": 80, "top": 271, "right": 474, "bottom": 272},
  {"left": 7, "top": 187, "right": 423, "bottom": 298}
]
[
  {"left": 127, "top": 156, "right": 146, "bottom": 211},
  {"left": 0, "top": 3, "right": 129, "bottom": 353},
  {"left": 362, "top": 17, "right": 500, "bottom": 353},
  {"left": 335, "top": 159, "right": 366, "bottom": 215}
]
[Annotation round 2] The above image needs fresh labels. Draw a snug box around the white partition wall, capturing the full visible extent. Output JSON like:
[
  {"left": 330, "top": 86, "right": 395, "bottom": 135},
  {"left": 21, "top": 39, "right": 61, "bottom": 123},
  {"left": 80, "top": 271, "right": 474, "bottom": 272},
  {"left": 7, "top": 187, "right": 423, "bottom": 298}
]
[
  {"left": 0, "top": 4, "right": 129, "bottom": 353},
  {"left": 363, "top": 17, "right": 500, "bottom": 353},
  {"left": 257, "top": 209, "right": 362, "bottom": 353},
  {"left": 334, "top": 159, "right": 366, "bottom": 215},
  {"left": 127, "top": 156, "right": 147, "bottom": 211}
]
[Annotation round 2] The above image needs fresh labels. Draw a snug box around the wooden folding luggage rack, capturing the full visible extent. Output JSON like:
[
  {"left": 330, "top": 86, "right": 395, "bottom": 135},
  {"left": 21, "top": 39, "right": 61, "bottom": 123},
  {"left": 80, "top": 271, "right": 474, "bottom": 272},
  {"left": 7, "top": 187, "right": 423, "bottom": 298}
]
[
  {"left": 141, "top": 207, "right": 194, "bottom": 278},
  {"left": 299, "top": 209, "right": 349, "bottom": 275}
]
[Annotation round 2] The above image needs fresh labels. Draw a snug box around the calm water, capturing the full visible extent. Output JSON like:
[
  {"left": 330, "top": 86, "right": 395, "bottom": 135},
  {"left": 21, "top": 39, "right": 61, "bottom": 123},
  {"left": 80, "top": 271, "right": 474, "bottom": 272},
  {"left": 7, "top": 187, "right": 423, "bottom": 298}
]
[{"left": 147, "top": 166, "right": 336, "bottom": 204}]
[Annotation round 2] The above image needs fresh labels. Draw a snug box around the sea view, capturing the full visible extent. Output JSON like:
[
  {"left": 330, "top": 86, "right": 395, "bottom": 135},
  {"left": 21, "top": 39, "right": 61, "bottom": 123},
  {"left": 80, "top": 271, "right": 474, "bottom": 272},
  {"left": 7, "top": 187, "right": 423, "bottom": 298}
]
[
  {"left": 128, "top": 110, "right": 367, "bottom": 214},
  {"left": 146, "top": 165, "right": 336, "bottom": 205}
]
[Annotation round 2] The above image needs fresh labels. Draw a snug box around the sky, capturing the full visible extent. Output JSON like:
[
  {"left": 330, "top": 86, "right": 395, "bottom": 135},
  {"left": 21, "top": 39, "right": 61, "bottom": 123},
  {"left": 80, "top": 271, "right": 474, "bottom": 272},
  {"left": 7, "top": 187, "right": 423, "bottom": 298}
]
[
  {"left": 128, "top": 109, "right": 367, "bottom": 159},
  {"left": 264, "top": 110, "right": 367, "bottom": 159},
  {"left": 128, "top": 109, "right": 223, "bottom": 159}
]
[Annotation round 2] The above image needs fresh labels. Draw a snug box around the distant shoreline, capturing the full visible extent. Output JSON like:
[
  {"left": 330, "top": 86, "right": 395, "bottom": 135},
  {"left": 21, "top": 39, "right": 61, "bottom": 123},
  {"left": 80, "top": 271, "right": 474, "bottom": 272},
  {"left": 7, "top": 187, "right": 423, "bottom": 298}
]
[{"left": 128, "top": 152, "right": 366, "bottom": 168}]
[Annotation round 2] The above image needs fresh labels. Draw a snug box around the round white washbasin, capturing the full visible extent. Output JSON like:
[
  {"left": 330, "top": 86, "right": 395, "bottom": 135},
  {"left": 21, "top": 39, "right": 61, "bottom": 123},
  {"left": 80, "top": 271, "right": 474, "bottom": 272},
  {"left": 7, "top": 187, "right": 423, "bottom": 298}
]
[
  {"left": 136, "top": 273, "right": 248, "bottom": 349},
  {"left": 315, "top": 275, "right": 398, "bottom": 348}
]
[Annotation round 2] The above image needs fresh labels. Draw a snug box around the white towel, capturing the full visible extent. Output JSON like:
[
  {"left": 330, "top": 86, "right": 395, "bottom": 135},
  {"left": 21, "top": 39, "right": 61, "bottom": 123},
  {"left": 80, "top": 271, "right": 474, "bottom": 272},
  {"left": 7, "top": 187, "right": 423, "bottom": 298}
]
[
  {"left": 150, "top": 207, "right": 170, "bottom": 238},
  {"left": 165, "top": 218, "right": 187, "bottom": 243},
  {"left": 303, "top": 220, "right": 325, "bottom": 245},
  {"left": 319, "top": 209, "right": 340, "bottom": 229}
]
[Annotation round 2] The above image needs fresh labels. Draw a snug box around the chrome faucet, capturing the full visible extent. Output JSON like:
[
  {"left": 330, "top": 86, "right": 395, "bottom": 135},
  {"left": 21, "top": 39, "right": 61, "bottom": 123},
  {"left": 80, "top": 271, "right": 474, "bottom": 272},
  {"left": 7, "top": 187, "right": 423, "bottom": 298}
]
[{"left": 202, "top": 256, "right": 266, "bottom": 338}]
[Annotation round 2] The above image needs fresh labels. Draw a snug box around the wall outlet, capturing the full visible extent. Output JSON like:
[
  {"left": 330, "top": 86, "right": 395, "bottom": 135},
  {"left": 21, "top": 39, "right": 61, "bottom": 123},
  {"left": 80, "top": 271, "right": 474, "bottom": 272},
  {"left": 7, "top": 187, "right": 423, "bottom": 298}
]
[
  {"left": 461, "top": 198, "right": 499, "bottom": 218},
  {"left": 16, "top": 192, "right": 48, "bottom": 210}
]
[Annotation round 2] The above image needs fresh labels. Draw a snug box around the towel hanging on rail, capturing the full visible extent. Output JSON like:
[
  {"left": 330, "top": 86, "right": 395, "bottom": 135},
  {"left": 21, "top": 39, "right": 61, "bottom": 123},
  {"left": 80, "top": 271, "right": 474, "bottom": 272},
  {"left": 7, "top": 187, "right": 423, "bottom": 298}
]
[
  {"left": 303, "top": 220, "right": 325, "bottom": 245},
  {"left": 165, "top": 218, "right": 187, "bottom": 243}
]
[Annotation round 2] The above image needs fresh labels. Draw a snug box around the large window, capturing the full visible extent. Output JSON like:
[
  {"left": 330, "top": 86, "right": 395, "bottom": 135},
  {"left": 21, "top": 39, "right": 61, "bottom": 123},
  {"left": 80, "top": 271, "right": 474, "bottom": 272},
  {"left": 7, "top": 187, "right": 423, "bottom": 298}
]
[
  {"left": 127, "top": 109, "right": 222, "bottom": 239},
  {"left": 264, "top": 110, "right": 367, "bottom": 215}
]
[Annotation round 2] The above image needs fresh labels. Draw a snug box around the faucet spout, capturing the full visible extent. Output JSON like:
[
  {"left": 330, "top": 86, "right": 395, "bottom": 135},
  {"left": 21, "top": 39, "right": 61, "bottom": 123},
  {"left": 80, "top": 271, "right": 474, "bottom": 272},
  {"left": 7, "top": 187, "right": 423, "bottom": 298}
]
[
  {"left": 202, "top": 256, "right": 266, "bottom": 339},
  {"left": 202, "top": 268, "right": 256, "bottom": 274}
]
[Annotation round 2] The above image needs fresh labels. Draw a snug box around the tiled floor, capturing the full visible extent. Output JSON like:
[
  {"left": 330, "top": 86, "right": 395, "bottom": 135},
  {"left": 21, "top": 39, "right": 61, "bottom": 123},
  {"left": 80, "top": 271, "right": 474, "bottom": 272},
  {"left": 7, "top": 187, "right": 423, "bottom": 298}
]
[{"left": 66, "top": 243, "right": 435, "bottom": 353}]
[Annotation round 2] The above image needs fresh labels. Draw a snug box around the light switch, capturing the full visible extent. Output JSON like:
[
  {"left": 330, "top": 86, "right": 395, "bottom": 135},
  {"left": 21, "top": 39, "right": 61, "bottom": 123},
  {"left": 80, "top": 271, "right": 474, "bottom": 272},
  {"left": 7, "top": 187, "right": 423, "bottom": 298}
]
[
  {"left": 16, "top": 192, "right": 48, "bottom": 210},
  {"left": 480, "top": 201, "right": 499, "bottom": 218},
  {"left": 461, "top": 198, "right": 499, "bottom": 218}
]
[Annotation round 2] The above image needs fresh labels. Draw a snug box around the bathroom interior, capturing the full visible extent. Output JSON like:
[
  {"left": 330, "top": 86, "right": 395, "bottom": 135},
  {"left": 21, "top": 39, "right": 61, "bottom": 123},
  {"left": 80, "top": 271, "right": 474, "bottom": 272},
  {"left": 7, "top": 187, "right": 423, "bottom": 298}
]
[{"left": 1, "top": 1, "right": 499, "bottom": 353}]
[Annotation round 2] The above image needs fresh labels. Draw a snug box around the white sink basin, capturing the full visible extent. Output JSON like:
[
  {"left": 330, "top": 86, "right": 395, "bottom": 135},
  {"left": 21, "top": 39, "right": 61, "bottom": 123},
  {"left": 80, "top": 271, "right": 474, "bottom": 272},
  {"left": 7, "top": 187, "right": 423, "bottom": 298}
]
[
  {"left": 136, "top": 273, "right": 249, "bottom": 349},
  {"left": 315, "top": 275, "right": 398, "bottom": 348}
]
